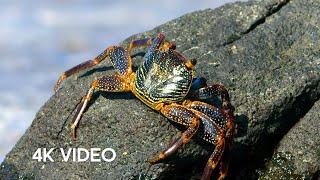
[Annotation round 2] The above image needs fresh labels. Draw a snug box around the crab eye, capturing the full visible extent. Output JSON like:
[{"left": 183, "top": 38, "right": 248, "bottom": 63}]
[
  {"left": 169, "top": 42, "right": 176, "bottom": 50},
  {"left": 185, "top": 59, "right": 197, "bottom": 69}
]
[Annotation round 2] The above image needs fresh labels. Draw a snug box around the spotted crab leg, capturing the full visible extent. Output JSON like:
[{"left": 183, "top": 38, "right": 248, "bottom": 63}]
[
  {"left": 185, "top": 101, "right": 234, "bottom": 180},
  {"left": 202, "top": 137, "right": 225, "bottom": 180},
  {"left": 54, "top": 33, "right": 166, "bottom": 92},
  {"left": 70, "top": 74, "right": 131, "bottom": 139},
  {"left": 191, "top": 83, "right": 234, "bottom": 113},
  {"left": 148, "top": 103, "right": 201, "bottom": 163},
  {"left": 127, "top": 37, "right": 152, "bottom": 55},
  {"left": 147, "top": 100, "right": 233, "bottom": 180},
  {"left": 67, "top": 46, "right": 133, "bottom": 139},
  {"left": 55, "top": 46, "right": 131, "bottom": 91}
]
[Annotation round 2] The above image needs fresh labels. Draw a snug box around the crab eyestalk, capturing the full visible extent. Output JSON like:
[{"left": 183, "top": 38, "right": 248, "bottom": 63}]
[
  {"left": 158, "top": 40, "right": 176, "bottom": 52},
  {"left": 185, "top": 59, "right": 197, "bottom": 69}
]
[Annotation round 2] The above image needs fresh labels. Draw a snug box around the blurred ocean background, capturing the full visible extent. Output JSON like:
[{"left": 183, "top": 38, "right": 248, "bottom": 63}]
[{"left": 0, "top": 0, "right": 240, "bottom": 163}]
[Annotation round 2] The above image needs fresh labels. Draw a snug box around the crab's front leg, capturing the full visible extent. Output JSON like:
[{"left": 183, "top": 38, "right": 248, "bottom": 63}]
[
  {"left": 202, "top": 138, "right": 225, "bottom": 180},
  {"left": 148, "top": 103, "right": 201, "bottom": 163},
  {"left": 149, "top": 102, "right": 228, "bottom": 180},
  {"left": 186, "top": 101, "right": 234, "bottom": 180},
  {"left": 192, "top": 83, "right": 234, "bottom": 113}
]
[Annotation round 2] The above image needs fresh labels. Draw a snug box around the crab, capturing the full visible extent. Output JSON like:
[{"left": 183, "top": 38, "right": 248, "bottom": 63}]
[{"left": 54, "top": 33, "right": 235, "bottom": 180}]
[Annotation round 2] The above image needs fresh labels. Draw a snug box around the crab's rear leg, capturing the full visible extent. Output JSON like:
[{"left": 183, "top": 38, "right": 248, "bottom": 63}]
[
  {"left": 127, "top": 37, "right": 152, "bottom": 54},
  {"left": 70, "top": 74, "right": 131, "bottom": 139},
  {"left": 128, "top": 34, "right": 176, "bottom": 60}
]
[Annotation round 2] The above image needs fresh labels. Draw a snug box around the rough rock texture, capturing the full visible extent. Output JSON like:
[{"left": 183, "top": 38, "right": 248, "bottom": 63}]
[
  {"left": 1, "top": 0, "right": 320, "bottom": 179},
  {"left": 258, "top": 100, "right": 320, "bottom": 179}
]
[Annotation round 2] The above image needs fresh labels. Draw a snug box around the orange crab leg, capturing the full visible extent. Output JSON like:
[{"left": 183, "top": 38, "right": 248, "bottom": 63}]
[
  {"left": 185, "top": 101, "right": 234, "bottom": 179},
  {"left": 148, "top": 104, "right": 201, "bottom": 163},
  {"left": 217, "top": 150, "right": 230, "bottom": 180},
  {"left": 202, "top": 136, "right": 225, "bottom": 180},
  {"left": 54, "top": 35, "right": 163, "bottom": 92},
  {"left": 192, "top": 83, "right": 234, "bottom": 113},
  {"left": 147, "top": 102, "right": 228, "bottom": 180},
  {"left": 54, "top": 46, "right": 131, "bottom": 91},
  {"left": 70, "top": 74, "right": 131, "bottom": 139},
  {"left": 54, "top": 60, "right": 95, "bottom": 92},
  {"left": 127, "top": 37, "right": 152, "bottom": 54},
  {"left": 143, "top": 100, "right": 230, "bottom": 179},
  {"left": 55, "top": 46, "right": 111, "bottom": 92}
]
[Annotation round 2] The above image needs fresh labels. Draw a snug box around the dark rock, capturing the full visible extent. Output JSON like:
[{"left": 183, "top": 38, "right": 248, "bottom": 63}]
[
  {"left": 1, "top": 0, "right": 320, "bottom": 179},
  {"left": 258, "top": 100, "right": 320, "bottom": 179}
]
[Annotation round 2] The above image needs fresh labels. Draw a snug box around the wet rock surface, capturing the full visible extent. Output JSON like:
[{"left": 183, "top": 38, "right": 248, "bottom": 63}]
[{"left": 1, "top": 0, "right": 320, "bottom": 179}]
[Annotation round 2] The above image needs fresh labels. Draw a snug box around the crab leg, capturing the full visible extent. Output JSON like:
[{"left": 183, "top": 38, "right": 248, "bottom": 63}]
[
  {"left": 148, "top": 104, "right": 201, "bottom": 163},
  {"left": 217, "top": 150, "right": 230, "bottom": 180},
  {"left": 186, "top": 103, "right": 226, "bottom": 180},
  {"left": 202, "top": 136, "right": 225, "bottom": 180},
  {"left": 185, "top": 101, "right": 233, "bottom": 131},
  {"left": 55, "top": 46, "right": 113, "bottom": 91},
  {"left": 70, "top": 74, "right": 131, "bottom": 139},
  {"left": 54, "top": 40, "right": 144, "bottom": 92},
  {"left": 185, "top": 101, "right": 234, "bottom": 180},
  {"left": 148, "top": 102, "right": 228, "bottom": 180},
  {"left": 191, "top": 84, "right": 234, "bottom": 113},
  {"left": 127, "top": 37, "right": 152, "bottom": 53}
]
